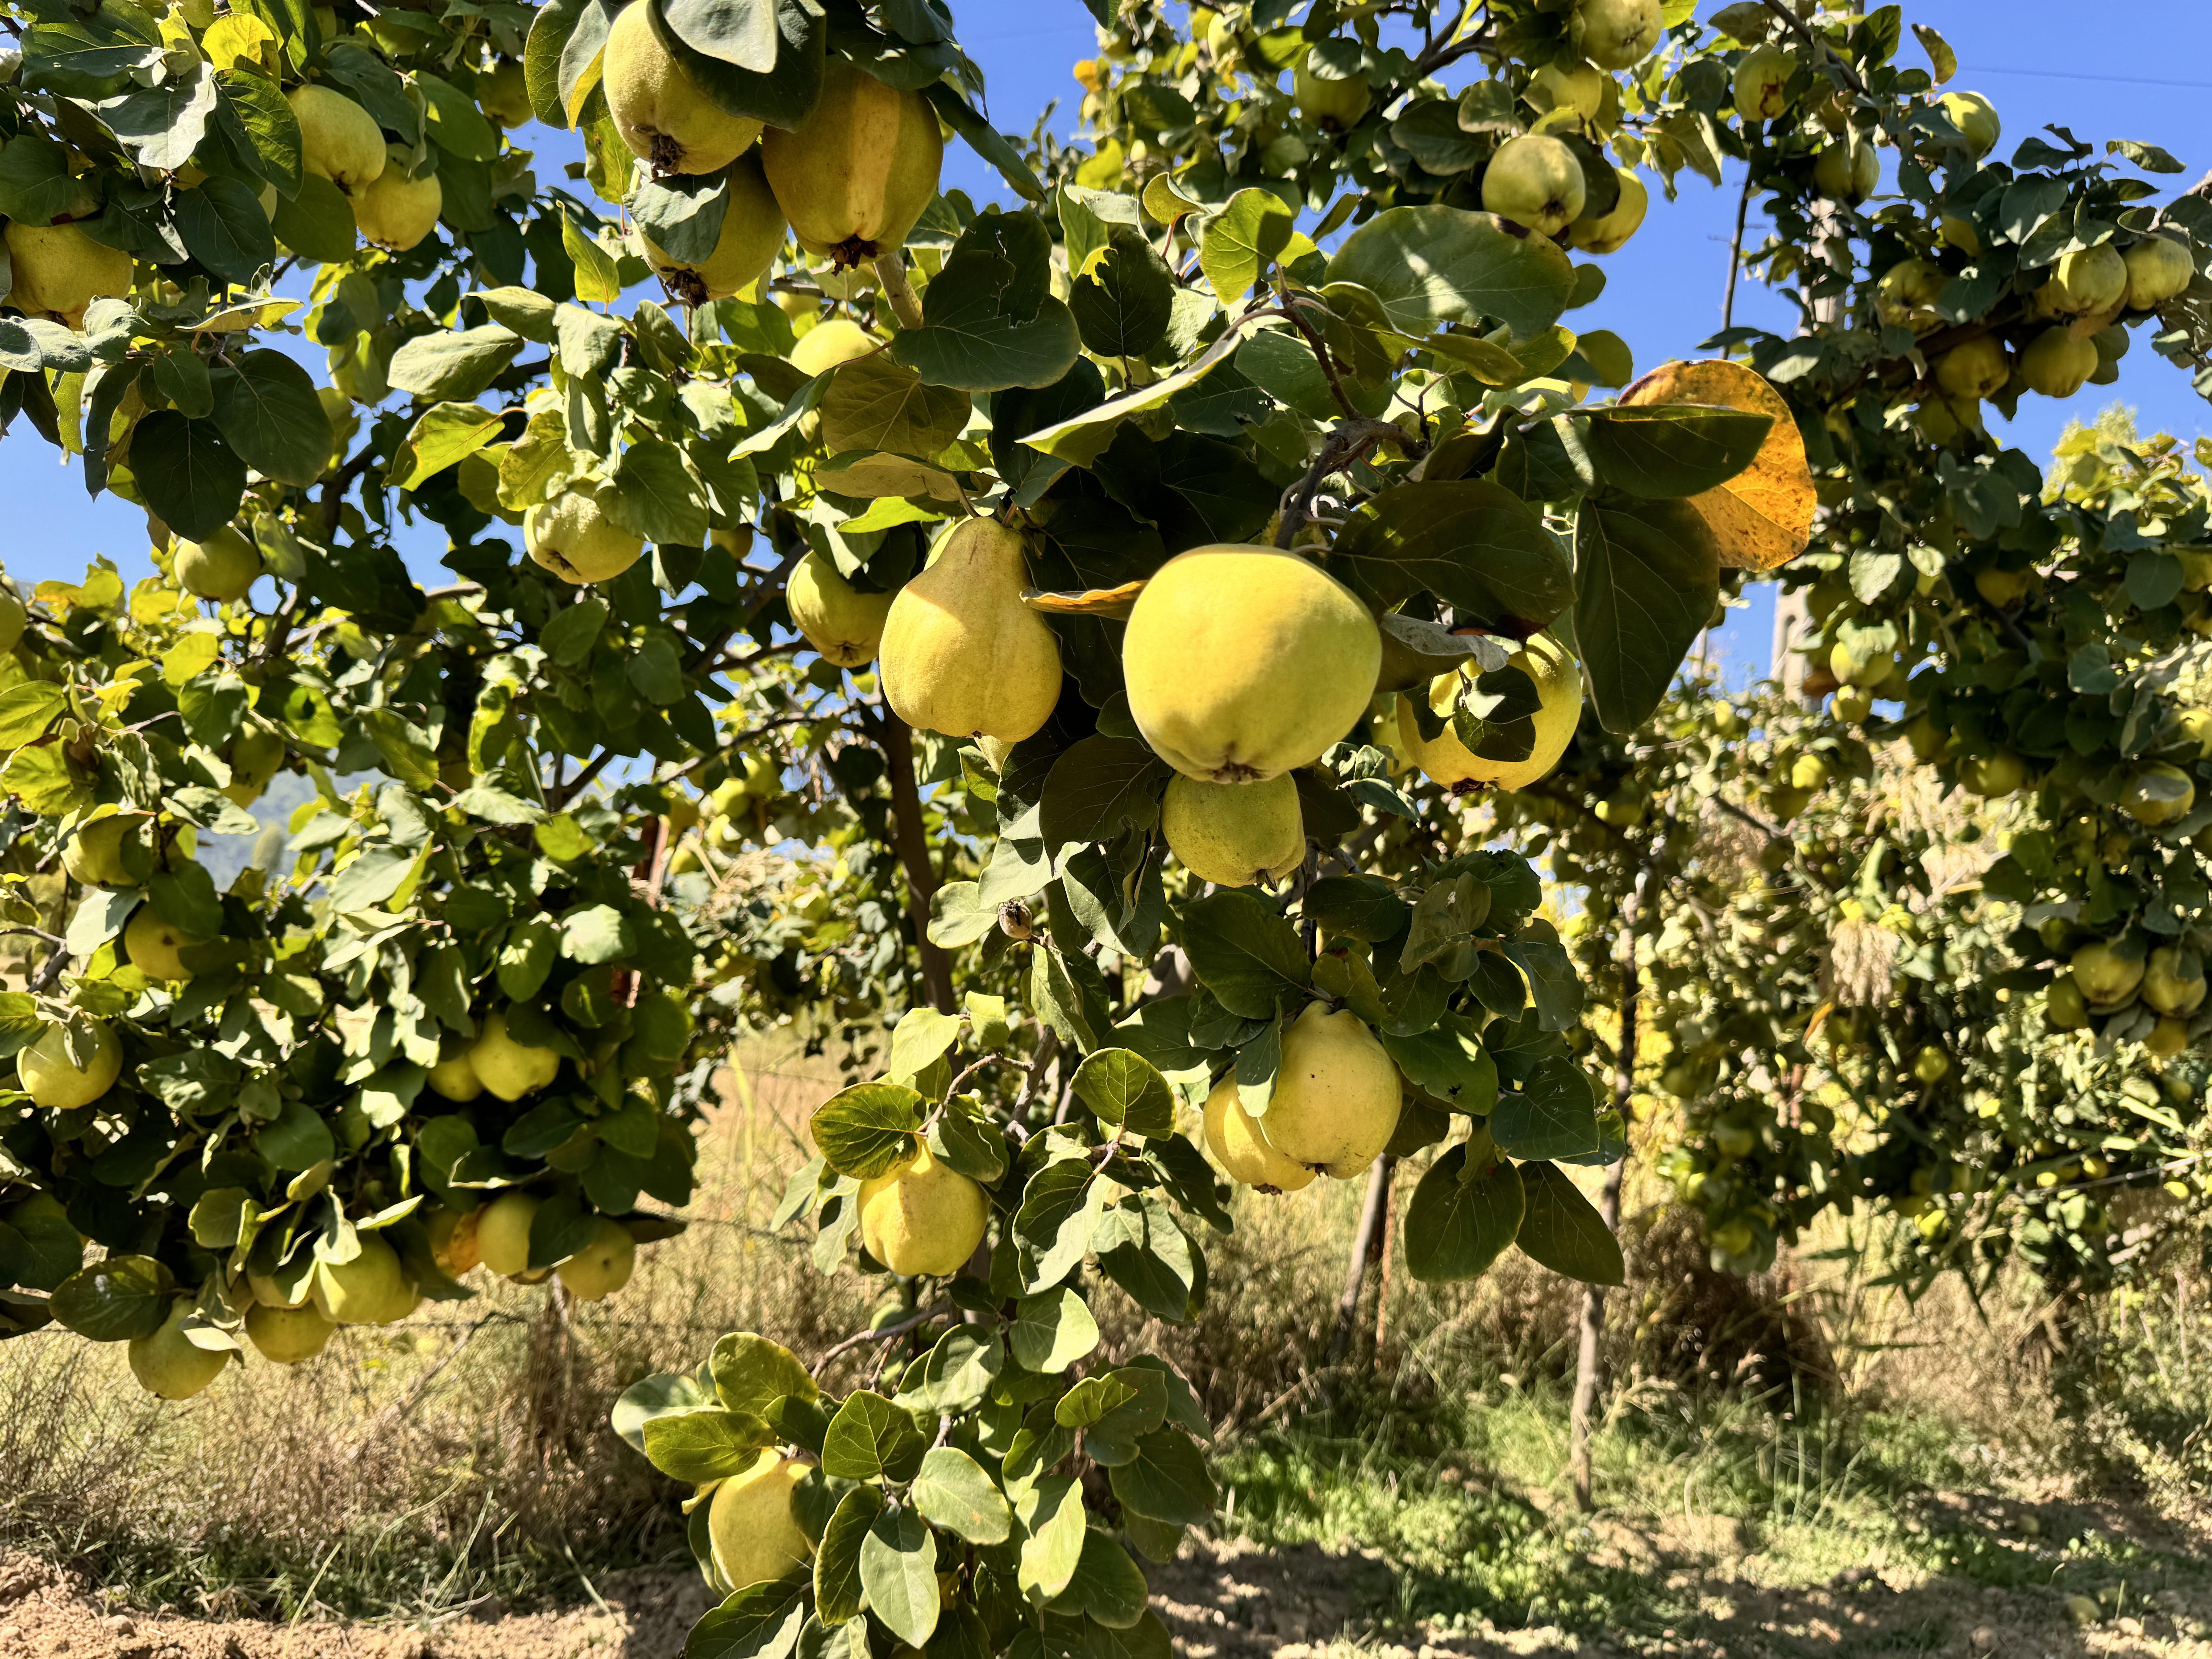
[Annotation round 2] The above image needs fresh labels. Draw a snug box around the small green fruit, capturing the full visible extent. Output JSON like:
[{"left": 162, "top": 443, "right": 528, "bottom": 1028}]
[
  {"left": 1481, "top": 133, "right": 1587, "bottom": 237},
  {"left": 1933, "top": 335, "right": 2008, "bottom": 400},
  {"left": 2018, "top": 327, "right": 2098, "bottom": 398},
  {"left": 18, "top": 1018, "right": 122, "bottom": 1108},
  {"left": 2071, "top": 942, "right": 2143, "bottom": 1009},
  {"left": 2124, "top": 236, "right": 2194, "bottom": 311},
  {"left": 526, "top": 483, "right": 644, "bottom": 585},
  {"left": 1161, "top": 773, "right": 1304, "bottom": 887},
  {"left": 175, "top": 526, "right": 262, "bottom": 602},
  {"left": 129, "top": 1300, "right": 228, "bottom": 1399},
  {"left": 1567, "top": 167, "right": 1647, "bottom": 254},
  {"left": 2121, "top": 762, "right": 2195, "bottom": 827},
  {"left": 786, "top": 549, "right": 896, "bottom": 668},
  {"left": 1937, "top": 90, "right": 2000, "bottom": 156},
  {"left": 1292, "top": 58, "right": 1371, "bottom": 129}
]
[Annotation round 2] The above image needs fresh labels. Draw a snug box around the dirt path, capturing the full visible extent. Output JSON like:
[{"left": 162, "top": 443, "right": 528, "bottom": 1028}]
[{"left": 6, "top": 1518, "right": 2211, "bottom": 1659}]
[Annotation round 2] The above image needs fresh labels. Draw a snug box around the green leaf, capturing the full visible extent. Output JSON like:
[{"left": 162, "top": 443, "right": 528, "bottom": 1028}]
[
  {"left": 655, "top": 0, "right": 826, "bottom": 129},
  {"left": 562, "top": 902, "right": 636, "bottom": 963},
  {"left": 1106, "top": 1428, "right": 1215, "bottom": 1525},
  {"left": 1012, "top": 1157, "right": 1108, "bottom": 1293},
  {"left": 0, "top": 683, "right": 68, "bottom": 747},
  {"left": 1326, "top": 204, "right": 1577, "bottom": 339},
  {"left": 821, "top": 1389, "right": 927, "bottom": 1483},
  {"left": 923, "top": 79, "right": 1046, "bottom": 203},
  {"left": 392, "top": 401, "right": 503, "bottom": 491},
  {"left": 814, "top": 1484, "right": 881, "bottom": 1624},
  {"left": 890, "top": 208, "right": 1081, "bottom": 393},
  {"left": 1008, "top": 1285, "right": 1100, "bottom": 1372},
  {"left": 1573, "top": 497, "right": 1719, "bottom": 735},
  {"left": 1070, "top": 1048, "right": 1176, "bottom": 1138},
  {"left": 685, "top": 1576, "right": 811, "bottom": 1659},
  {"left": 809, "top": 1083, "right": 925, "bottom": 1179},
  {"left": 611, "top": 1370, "right": 714, "bottom": 1453},
  {"left": 209, "top": 350, "right": 331, "bottom": 488},
  {"left": 127, "top": 412, "right": 246, "bottom": 541},
  {"left": 819, "top": 356, "right": 969, "bottom": 462},
  {"left": 913, "top": 1446, "right": 1013, "bottom": 1544},
  {"left": 1581, "top": 406, "right": 1773, "bottom": 499},
  {"left": 1377, "top": 1015, "right": 1497, "bottom": 1114},
  {"left": 887, "top": 1005, "right": 963, "bottom": 1083},
  {"left": 1198, "top": 188, "right": 1295, "bottom": 307},
  {"left": 1179, "top": 890, "right": 1310, "bottom": 1019},
  {"left": 270, "top": 171, "right": 356, "bottom": 262},
  {"left": 640, "top": 1406, "right": 776, "bottom": 1481},
  {"left": 1092, "top": 1194, "right": 1199, "bottom": 1323},
  {"left": 1514, "top": 1160, "right": 1624, "bottom": 1286},
  {"left": 1051, "top": 1530, "right": 1151, "bottom": 1629},
  {"left": 386, "top": 326, "right": 524, "bottom": 402},
  {"left": 609, "top": 435, "right": 709, "bottom": 545},
  {"left": 1069, "top": 224, "right": 1174, "bottom": 359},
  {"left": 1404, "top": 1142, "right": 1524, "bottom": 1281},
  {"left": 51, "top": 1255, "right": 170, "bottom": 1340},
  {"left": 860, "top": 1504, "right": 939, "bottom": 1649},
  {"left": 1332, "top": 479, "right": 1573, "bottom": 627},
  {"left": 174, "top": 175, "right": 276, "bottom": 287},
  {"left": 1492, "top": 1056, "right": 1604, "bottom": 1161},
  {"left": 710, "top": 1331, "right": 818, "bottom": 1415},
  {"left": 1038, "top": 737, "right": 1165, "bottom": 850},
  {"left": 896, "top": 1326, "right": 1003, "bottom": 1415},
  {"left": 1014, "top": 1475, "right": 1087, "bottom": 1601}
]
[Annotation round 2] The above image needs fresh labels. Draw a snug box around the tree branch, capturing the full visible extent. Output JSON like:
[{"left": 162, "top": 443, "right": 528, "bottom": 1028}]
[
  {"left": 1758, "top": 0, "right": 1865, "bottom": 95},
  {"left": 1275, "top": 417, "right": 1421, "bottom": 549},
  {"left": 870, "top": 707, "right": 957, "bottom": 1014}
]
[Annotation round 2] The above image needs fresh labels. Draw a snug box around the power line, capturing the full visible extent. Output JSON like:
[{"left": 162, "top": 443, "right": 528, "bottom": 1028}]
[{"left": 1962, "top": 64, "right": 2212, "bottom": 91}]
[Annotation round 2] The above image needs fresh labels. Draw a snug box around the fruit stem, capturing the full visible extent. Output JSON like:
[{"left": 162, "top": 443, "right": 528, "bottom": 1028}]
[{"left": 872, "top": 254, "right": 927, "bottom": 332}]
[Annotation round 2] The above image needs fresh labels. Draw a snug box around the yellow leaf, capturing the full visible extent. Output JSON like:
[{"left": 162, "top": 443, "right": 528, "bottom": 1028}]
[
  {"left": 1620, "top": 360, "right": 1815, "bottom": 572},
  {"left": 202, "top": 14, "right": 276, "bottom": 72}
]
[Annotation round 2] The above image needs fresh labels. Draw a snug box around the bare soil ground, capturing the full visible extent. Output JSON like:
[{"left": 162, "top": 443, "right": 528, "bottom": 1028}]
[{"left": 7, "top": 1497, "right": 2210, "bottom": 1659}]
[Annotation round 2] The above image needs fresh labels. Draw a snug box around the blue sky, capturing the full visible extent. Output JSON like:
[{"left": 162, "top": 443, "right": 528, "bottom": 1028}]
[{"left": 7, "top": 0, "right": 2207, "bottom": 688}]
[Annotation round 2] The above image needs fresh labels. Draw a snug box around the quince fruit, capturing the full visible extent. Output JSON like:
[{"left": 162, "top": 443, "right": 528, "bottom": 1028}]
[
  {"left": 129, "top": 1300, "right": 228, "bottom": 1399},
  {"left": 880, "top": 518, "right": 1062, "bottom": 743},
  {"left": 5, "top": 222, "right": 134, "bottom": 326},
  {"left": 471, "top": 1008, "right": 560, "bottom": 1099},
  {"left": 556, "top": 1217, "right": 637, "bottom": 1300},
  {"left": 2033, "top": 244, "right": 2126, "bottom": 318},
  {"left": 1202, "top": 1072, "right": 1314, "bottom": 1192},
  {"left": 643, "top": 153, "right": 787, "bottom": 304},
  {"left": 761, "top": 62, "right": 941, "bottom": 266},
  {"left": 2018, "top": 327, "right": 2097, "bottom": 398},
  {"left": 290, "top": 84, "right": 388, "bottom": 193},
  {"left": 353, "top": 157, "right": 443, "bottom": 251},
  {"left": 1162, "top": 773, "right": 1304, "bottom": 888},
  {"left": 1125, "top": 545, "right": 1380, "bottom": 784},
  {"left": 125, "top": 905, "right": 206, "bottom": 981},
  {"left": 311, "top": 1231, "right": 416, "bottom": 1324},
  {"left": 1292, "top": 58, "right": 1370, "bottom": 129},
  {"left": 2071, "top": 942, "right": 2142, "bottom": 1009},
  {"left": 856, "top": 1141, "right": 988, "bottom": 1276},
  {"left": 2121, "top": 762, "right": 2195, "bottom": 827},
  {"left": 1399, "top": 632, "right": 1581, "bottom": 792},
  {"left": 2144, "top": 946, "right": 2207, "bottom": 1017},
  {"left": 1932, "top": 335, "right": 2008, "bottom": 400},
  {"left": 1481, "top": 134, "right": 1585, "bottom": 237},
  {"left": 1571, "top": 0, "right": 1662, "bottom": 70},
  {"left": 603, "top": 0, "right": 762, "bottom": 175},
  {"left": 1567, "top": 167, "right": 1647, "bottom": 253},
  {"left": 708, "top": 1451, "right": 815, "bottom": 1588},
  {"left": 246, "top": 1301, "right": 335, "bottom": 1364},
  {"left": 787, "top": 548, "right": 897, "bottom": 668},
  {"left": 476, "top": 1191, "right": 541, "bottom": 1276},
  {"left": 526, "top": 482, "right": 644, "bottom": 584},
  {"left": 175, "top": 525, "right": 262, "bottom": 602},
  {"left": 1733, "top": 45, "right": 1794, "bottom": 122},
  {"left": 1938, "top": 90, "right": 2000, "bottom": 156},
  {"left": 2124, "top": 236, "right": 2193, "bottom": 311},
  {"left": 19, "top": 1018, "right": 122, "bottom": 1108},
  {"left": 1252, "top": 1004, "right": 1401, "bottom": 1179}
]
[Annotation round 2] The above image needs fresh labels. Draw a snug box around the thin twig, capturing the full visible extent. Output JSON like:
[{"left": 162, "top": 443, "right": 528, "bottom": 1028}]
[
  {"left": 1723, "top": 166, "right": 1755, "bottom": 330},
  {"left": 1758, "top": 0, "right": 1865, "bottom": 94},
  {"left": 811, "top": 1304, "right": 953, "bottom": 1375},
  {"left": 1275, "top": 417, "right": 1421, "bottom": 549},
  {"left": 1272, "top": 285, "right": 1361, "bottom": 422},
  {"left": 873, "top": 254, "right": 927, "bottom": 331}
]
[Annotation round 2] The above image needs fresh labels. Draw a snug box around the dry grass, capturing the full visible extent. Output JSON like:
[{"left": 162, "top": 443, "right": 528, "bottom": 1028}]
[{"left": 0, "top": 1034, "right": 2203, "bottom": 1622}]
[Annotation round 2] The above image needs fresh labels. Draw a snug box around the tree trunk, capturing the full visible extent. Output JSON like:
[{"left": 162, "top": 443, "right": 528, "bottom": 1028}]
[
  {"left": 1570, "top": 844, "right": 1656, "bottom": 1512},
  {"left": 879, "top": 712, "right": 956, "bottom": 1013},
  {"left": 1329, "top": 1156, "right": 1395, "bottom": 1362}
]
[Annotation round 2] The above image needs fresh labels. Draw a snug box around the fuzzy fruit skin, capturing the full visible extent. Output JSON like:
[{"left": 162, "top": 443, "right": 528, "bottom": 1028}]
[
  {"left": 2071, "top": 943, "right": 2143, "bottom": 1009},
  {"left": 1572, "top": 0, "right": 1662, "bottom": 69},
  {"left": 1292, "top": 60, "right": 1370, "bottom": 129},
  {"left": 225, "top": 724, "right": 285, "bottom": 809},
  {"left": 790, "top": 318, "right": 882, "bottom": 378},
  {"left": 708, "top": 1451, "right": 816, "bottom": 1589},
  {"left": 603, "top": 1, "right": 763, "bottom": 175},
  {"left": 1959, "top": 749, "right": 2027, "bottom": 798},
  {"left": 557, "top": 1218, "right": 638, "bottom": 1300},
  {"left": 1874, "top": 258, "right": 1945, "bottom": 332},
  {"left": 526, "top": 483, "right": 644, "bottom": 584},
  {"left": 431, "top": 1206, "right": 483, "bottom": 1275},
  {"left": 1162, "top": 773, "right": 1304, "bottom": 887},
  {"left": 311, "top": 1232, "right": 414, "bottom": 1324},
  {"left": 130, "top": 1301, "right": 228, "bottom": 1399},
  {"left": 1938, "top": 90, "right": 2000, "bottom": 156},
  {"left": 476, "top": 1192, "right": 541, "bottom": 1276},
  {"left": 761, "top": 62, "right": 941, "bottom": 264},
  {"left": 2045, "top": 974, "right": 2089, "bottom": 1030},
  {"left": 880, "top": 519, "right": 1061, "bottom": 743},
  {"left": 353, "top": 165, "right": 443, "bottom": 250},
  {"left": 2121, "top": 762, "right": 2195, "bottom": 826},
  {"left": 642, "top": 153, "right": 785, "bottom": 303},
  {"left": 2147, "top": 1018, "right": 2190, "bottom": 1058},
  {"left": 787, "top": 549, "right": 897, "bottom": 667},
  {"left": 427, "top": 1049, "right": 484, "bottom": 1101},
  {"left": 856, "top": 1142, "right": 988, "bottom": 1276},
  {"left": 1933, "top": 335, "right": 2008, "bottom": 400},
  {"left": 1398, "top": 632, "right": 1581, "bottom": 792},
  {"left": 1733, "top": 45, "right": 1793, "bottom": 122},
  {"left": 2035, "top": 244, "right": 2126, "bottom": 318},
  {"left": 1529, "top": 60, "right": 1606, "bottom": 121},
  {"left": 2124, "top": 237, "right": 2194, "bottom": 311},
  {"left": 1125, "top": 546, "right": 1379, "bottom": 784},
  {"left": 19, "top": 1018, "right": 122, "bottom": 1108},
  {"left": 175, "top": 525, "right": 262, "bottom": 601},
  {"left": 290, "top": 85, "right": 388, "bottom": 192},
  {"left": 471, "top": 1008, "right": 560, "bottom": 1100},
  {"left": 1201, "top": 1073, "right": 1314, "bottom": 1192},
  {"left": 64, "top": 815, "right": 149, "bottom": 887},
  {"left": 0, "top": 590, "right": 24, "bottom": 651},
  {"left": 1567, "top": 167, "right": 1646, "bottom": 253},
  {"left": 1812, "top": 137, "right": 1878, "bottom": 205},
  {"left": 1252, "top": 1004, "right": 1401, "bottom": 1179},
  {"left": 125, "top": 906, "right": 205, "bottom": 981},
  {"left": 1974, "top": 566, "right": 2031, "bottom": 607},
  {"left": 2018, "top": 328, "right": 2097, "bottom": 398},
  {"left": 478, "top": 58, "right": 533, "bottom": 127},
  {"left": 5, "top": 222, "right": 133, "bottom": 325},
  {"left": 246, "top": 1301, "right": 335, "bottom": 1364},
  {"left": 2144, "top": 946, "right": 2208, "bottom": 1018},
  {"left": 1481, "top": 134, "right": 1585, "bottom": 237}
]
